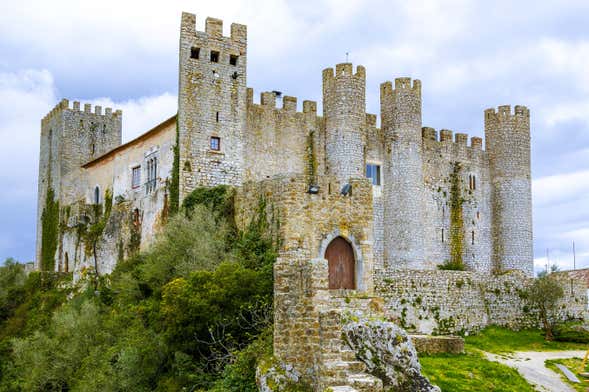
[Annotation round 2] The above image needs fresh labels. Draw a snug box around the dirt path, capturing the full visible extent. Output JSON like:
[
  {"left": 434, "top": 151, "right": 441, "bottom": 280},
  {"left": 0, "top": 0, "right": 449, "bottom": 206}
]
[{"left": 485, "top": 350, "right": 586, "bottom": 392}]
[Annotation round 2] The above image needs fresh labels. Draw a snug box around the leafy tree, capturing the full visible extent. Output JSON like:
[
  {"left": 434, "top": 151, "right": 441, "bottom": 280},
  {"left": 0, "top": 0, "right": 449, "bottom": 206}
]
[{"left": 525, "top": 275, "right": 564, "bottom": 340}]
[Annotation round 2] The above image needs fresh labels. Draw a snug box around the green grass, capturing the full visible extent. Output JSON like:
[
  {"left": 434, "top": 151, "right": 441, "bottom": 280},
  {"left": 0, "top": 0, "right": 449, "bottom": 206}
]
[
  {"left": 465, "top": 326, "right": 589, "bottom": 353},
  {"left": 545, "top": 357, "right": 589, "bottom": 392},
  {"left": 420, "top": 351, "right": 535, "bottom": 392}
]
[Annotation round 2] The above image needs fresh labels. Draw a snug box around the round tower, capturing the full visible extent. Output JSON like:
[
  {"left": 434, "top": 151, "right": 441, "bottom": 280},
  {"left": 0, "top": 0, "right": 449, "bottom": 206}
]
[
  {"left": 485, "top": 105, "right": 533, "bottom": 275},
  {"left": 380, "top": 77, "right": 425, "bottom": 270},
  {"left": 322, "top": 63, "right": 366, "bottom": 187}
]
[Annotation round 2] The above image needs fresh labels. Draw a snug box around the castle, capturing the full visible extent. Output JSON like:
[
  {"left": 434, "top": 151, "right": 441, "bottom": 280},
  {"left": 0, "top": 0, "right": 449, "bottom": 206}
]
[{"left": 36, "top": 12, "right": 585, "bottom": 390}]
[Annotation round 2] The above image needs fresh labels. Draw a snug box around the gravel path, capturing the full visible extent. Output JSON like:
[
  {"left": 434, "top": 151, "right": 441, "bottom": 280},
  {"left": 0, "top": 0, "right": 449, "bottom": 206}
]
[{"left": 484, "top": 350, "right": 586, "bottom": 392}]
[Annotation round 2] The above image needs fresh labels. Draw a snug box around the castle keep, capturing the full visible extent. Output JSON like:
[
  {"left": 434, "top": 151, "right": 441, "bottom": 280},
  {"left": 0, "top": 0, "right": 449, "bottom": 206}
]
[{"left": 36, "top": 12, "right": 585, "bottom": 390}]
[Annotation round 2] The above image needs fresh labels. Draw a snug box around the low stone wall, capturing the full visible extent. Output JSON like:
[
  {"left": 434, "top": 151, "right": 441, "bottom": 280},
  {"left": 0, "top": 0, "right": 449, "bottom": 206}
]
[
  {"left": 410, "top": 335, "right": 464, "bottom": 355},
  {"left": 377, "top": 270, "right": 587, "bottom": 335}
]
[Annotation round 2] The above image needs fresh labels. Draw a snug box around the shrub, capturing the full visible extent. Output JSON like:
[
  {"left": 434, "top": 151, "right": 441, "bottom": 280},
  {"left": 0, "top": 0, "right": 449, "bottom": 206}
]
[{"left": 553, "top": 321, "right": 589, "bottom": 343}]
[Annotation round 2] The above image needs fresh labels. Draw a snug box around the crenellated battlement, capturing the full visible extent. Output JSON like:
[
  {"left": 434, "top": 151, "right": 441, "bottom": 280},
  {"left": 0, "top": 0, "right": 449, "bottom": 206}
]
[
  {"left": 246, "top": 88, "right": 318, "bottom": 115},
  {"left": 484, "top": 105, "right": 529, "bottom": 121},
  {"left": 42, "top": 99, "right": 122, "bottom": 126},
  {"left": 421, "top": 127, "right": 484, "bottom": 150},
  {"left": 180, "top": 12, "right": 246, "bottom": 44},
  {"left": 322, "top": 63, "right": 365, "bottom": 83},
  {"left": 380, "top": 77, "right": 421, "bottom": 97}
]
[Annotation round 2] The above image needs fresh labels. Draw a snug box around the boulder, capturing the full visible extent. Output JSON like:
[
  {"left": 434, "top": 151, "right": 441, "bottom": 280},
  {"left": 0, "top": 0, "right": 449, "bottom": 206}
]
[{"left": 342, "top": 318, "right": 440, "bottom": 392}]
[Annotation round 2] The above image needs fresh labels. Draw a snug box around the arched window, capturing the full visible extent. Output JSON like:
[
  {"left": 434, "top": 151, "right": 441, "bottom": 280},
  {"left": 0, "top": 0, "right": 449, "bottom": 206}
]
[
  {"left": 325, "top": 236, "right": 356, "bottom": 289},
  {"left": 94, "top": 186, "right": 100, "bottom": 204}
]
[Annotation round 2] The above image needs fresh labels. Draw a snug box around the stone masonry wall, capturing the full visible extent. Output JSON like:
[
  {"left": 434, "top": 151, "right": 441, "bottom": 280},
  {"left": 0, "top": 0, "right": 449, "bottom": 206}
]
[
  {"left": 37, "top": 99, "right": 122, "bottom": 270},
  {"left": 323, "top": 63, "right": 366, "bottom": 187},
  {"left": 178, "top": 13, "right": 247, "bottom": 199},
  {"left": 381, "top": 78, "right": 426, "bottom": 270},
  {"left": 377, "top": 270, "right": 587, "bottom": 335},
  {"left": 244, "top": 91, "right": 320, "bottom": 182},
  {"left": 485, "top": 105, "right": 533, "bottom": 275},
  {"left": 421, "top": 129, "right": 492, "bottom": 273}
]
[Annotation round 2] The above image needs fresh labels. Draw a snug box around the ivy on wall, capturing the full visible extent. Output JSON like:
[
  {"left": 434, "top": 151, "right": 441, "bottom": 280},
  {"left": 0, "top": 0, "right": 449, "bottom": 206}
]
[
  {"left": 40, "top": 187, "right": 60, "bottom": 271},
  {"left": 440, "top": 162, "right": 465, "bottom": 271},
  {"left": 169, "top": 118, "right": 181, "bottom": 216}
]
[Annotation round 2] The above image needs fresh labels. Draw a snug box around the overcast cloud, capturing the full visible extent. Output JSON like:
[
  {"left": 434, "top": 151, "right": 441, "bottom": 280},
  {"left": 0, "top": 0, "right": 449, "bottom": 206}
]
[{"left": 1, "top": 0, "right": 588, "bottom": 274}]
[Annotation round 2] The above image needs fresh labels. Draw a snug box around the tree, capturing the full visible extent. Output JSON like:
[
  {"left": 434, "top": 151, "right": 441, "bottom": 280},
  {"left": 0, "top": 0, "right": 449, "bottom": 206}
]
[{"left": 525, "top": 275, "right": 564, "bottom": 340}]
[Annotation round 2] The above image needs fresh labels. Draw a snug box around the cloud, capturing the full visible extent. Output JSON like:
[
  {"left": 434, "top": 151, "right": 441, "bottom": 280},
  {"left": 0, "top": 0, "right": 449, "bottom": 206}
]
[
  {"left": 0, "top": 68, "right": 176, "bottom": 261},
  {"left": 1, "top": 0, "right": 589, "bottom": 272}
]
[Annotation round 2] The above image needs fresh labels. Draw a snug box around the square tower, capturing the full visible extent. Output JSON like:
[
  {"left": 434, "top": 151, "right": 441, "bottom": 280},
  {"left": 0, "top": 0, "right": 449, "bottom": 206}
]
[{"left": 177, "top": 13, "right": 247, "bottom": 200}]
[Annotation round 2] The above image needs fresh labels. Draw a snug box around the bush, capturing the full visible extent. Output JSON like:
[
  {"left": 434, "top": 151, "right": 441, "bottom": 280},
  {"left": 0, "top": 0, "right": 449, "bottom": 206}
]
[{"left": 553, "top": 321, "right": 589, "bottom": 343}]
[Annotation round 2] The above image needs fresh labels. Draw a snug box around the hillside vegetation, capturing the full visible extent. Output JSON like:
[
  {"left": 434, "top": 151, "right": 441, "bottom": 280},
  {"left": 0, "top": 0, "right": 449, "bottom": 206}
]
[{"left": 0, "top": 186, "right": 276, "bottom": 391}]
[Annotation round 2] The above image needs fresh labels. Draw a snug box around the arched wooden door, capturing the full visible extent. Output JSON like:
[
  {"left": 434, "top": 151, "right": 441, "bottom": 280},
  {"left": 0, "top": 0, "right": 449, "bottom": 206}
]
[{"left": 325, "top": 237, "right": 356, "bottom": 289}]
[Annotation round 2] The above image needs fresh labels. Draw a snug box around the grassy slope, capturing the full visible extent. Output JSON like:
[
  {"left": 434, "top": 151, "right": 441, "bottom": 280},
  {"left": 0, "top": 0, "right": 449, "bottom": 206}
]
[
  {"left": 420, "top": 326, "right": 589, "bottom": 391},
  {"left": 420, "top": 351, "right": 535, "bottom": 392},
  {"left": 465, "top": 326, "right": 588, "bottom": 353}
]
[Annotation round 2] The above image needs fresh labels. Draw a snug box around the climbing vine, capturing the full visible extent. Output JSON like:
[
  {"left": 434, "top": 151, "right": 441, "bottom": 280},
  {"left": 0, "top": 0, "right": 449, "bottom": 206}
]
[
  {"left": 305, "top": 131, "right": 317, "bottom": 186},
  {"left": 83, "top": 188, "right": 113, "bottom": 285},
  {"left": 40, "top": 187, "right": 60, "bottom": 271},
  {"left": 169, "top": 117, "right": 181, "bottom": 216},
  {"left": 439, "top": 162, "right": 465, "bottom": 270}
]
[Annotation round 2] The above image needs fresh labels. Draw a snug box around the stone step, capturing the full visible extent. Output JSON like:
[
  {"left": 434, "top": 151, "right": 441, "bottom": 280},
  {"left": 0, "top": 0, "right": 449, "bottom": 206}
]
[
  {"left": 327, "top": 386, "right": 359, "bottom": 392},
  {"left": 323, "top": 360, "right": 366, "bottom": 373},
  {"left": 347, "top": 372, "right": 384, "bottom": 392}
]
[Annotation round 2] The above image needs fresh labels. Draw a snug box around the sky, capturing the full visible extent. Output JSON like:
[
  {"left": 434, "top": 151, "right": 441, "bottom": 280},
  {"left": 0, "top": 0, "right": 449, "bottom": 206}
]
[{"left": 0, "top": 0, "right": 588, "bottom": 274}]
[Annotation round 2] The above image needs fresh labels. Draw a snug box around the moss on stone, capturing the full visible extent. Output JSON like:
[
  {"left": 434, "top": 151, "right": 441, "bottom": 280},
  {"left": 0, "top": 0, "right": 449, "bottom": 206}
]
[
  {"left": 40, "top": 187, "right": 60, "bottom": 271},
  {"left": 169, "top": 118, "right": 180, "bottom": 216}
]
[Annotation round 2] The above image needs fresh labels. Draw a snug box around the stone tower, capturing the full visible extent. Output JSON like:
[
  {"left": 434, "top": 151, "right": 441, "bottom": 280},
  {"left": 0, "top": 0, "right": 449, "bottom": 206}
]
[
  {"left": 322, "top": 63, "right": 366, "bottom": 187},
  {"left": 381, "top": 78, "right": 425, "bottom": 270},
  {"left": 177, "top": 12, "right": 247, "bottom": 200},
  {"left": 36, "top": 99, "right": 122, "bottom": 270},
  {"left": 485, "top": 105, "right": 533, "bottom": 275}
]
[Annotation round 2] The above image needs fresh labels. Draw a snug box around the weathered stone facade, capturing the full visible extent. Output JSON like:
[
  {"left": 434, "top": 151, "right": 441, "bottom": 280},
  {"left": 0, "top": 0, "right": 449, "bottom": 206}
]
[{"left": 35, "top": 11, "right": 586, "bottom": 391}]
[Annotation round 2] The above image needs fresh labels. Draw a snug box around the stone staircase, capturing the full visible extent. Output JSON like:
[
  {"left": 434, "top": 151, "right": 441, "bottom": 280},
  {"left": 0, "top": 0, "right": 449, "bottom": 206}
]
[{"left": 317, "top": 300, "right": 384, "bottom": 391}]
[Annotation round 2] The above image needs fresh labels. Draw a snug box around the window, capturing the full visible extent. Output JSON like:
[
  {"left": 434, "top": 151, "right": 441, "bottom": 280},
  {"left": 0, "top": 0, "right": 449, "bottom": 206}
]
[
  {"left": 190, "top": 47, "right": 200, "bottom": 59},
  {"left": 441, "top": 228, "right": 445, "bottom": 243},
  {"left": 469, "top": 174, "right": 477, "bottom": 191},
  {"left": 472, "top": 231, "right": 475, "bottom": 245},
  {"left": 366, "top": 164, "right": 381, "bottom": 186},
  {"left": 94, "top": 186, "right": 100, "bottom": 204},
  {"left": 229, "top": 54, "right": 238, "bottom": 66},
  {"left": 210, "top": 136, "right": 220, "bottom": 151},
  {"left": 131, "top": 166, "right": 141, "bottom": 189},
  {"left": 146, "top": 157, "right": 157, "bottom": 194},
  {"left": 210, "top": 50, "right": 219, "bottom": 63},
  {"left": 91, "top": 143, "right": 95, "bottom": 155},
  {"left": 216, "top": 111, "right": 219, "bottom": 122}
]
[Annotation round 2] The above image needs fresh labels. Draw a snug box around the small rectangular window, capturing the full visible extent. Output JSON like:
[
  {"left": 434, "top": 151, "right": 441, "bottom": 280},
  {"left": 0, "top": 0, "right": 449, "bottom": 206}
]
[
  {"left": 216, "top": 111, "right": 219, "bottom": 122},
  {"left": 229, "top": 54, "right": 238, "bottom": 66},
  {"left": 191, "top": 47, "right": 200, "bottom": 59},
  {"left": 210, "top": 136, "right": 220, "bottom": 151},
  {"left": 441, "top": 228, "right": 445, "bottom": 243},
  {"left": 210, "top": 50, "right": 219, "bottom": 63},
  {"left": 131, "top": 166, "right": 141, "bottom": 189},
  {"left": 366, "top": 164, "right": 381, "bottom": 186},
  {"left": 472, "top": 231, "right": 475, "bottom": 245}
]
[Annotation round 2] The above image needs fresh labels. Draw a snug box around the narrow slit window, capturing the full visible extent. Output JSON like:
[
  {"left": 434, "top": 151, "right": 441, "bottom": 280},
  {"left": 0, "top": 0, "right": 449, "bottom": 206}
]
[
  {"left": 471, "top": 231, "right": 475, "bottom": 245},
  {"left": 229, "top": 54, "right": 238, "bottom": 66},
  {"left": 472, "top": 175, "right": 476, "bottom": 190},
  {"left": 210, "top": 50, "right": 219, "bottom": 63},
  {"left": 441, "top": 228, "right": 445, "bottom": 243},
  {"left": 94, "top": 186, "right": 100, "bottom": 204},
  {"left": 191, "top": 47, "right": 200, "bottom": 59},
  {"left": 210, "top": 136, "right": 220, "bottom": 151},
  {"left": 216, "top": 111, "right": 219, "bottom": 122}
]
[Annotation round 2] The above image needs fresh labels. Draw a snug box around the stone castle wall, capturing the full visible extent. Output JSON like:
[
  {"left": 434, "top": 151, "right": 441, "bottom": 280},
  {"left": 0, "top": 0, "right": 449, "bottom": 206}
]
[
  {"left": 178, "top": 13, "right": 247, "bottom": 198},
  {"left": 377, "top": 270, "right": 587, "bottom": 335}
]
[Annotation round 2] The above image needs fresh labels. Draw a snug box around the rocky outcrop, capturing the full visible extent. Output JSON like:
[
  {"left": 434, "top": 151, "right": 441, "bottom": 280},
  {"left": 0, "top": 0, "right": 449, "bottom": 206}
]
[{"left": 342, "top": 318, "right": 440, "bottom": 392}]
